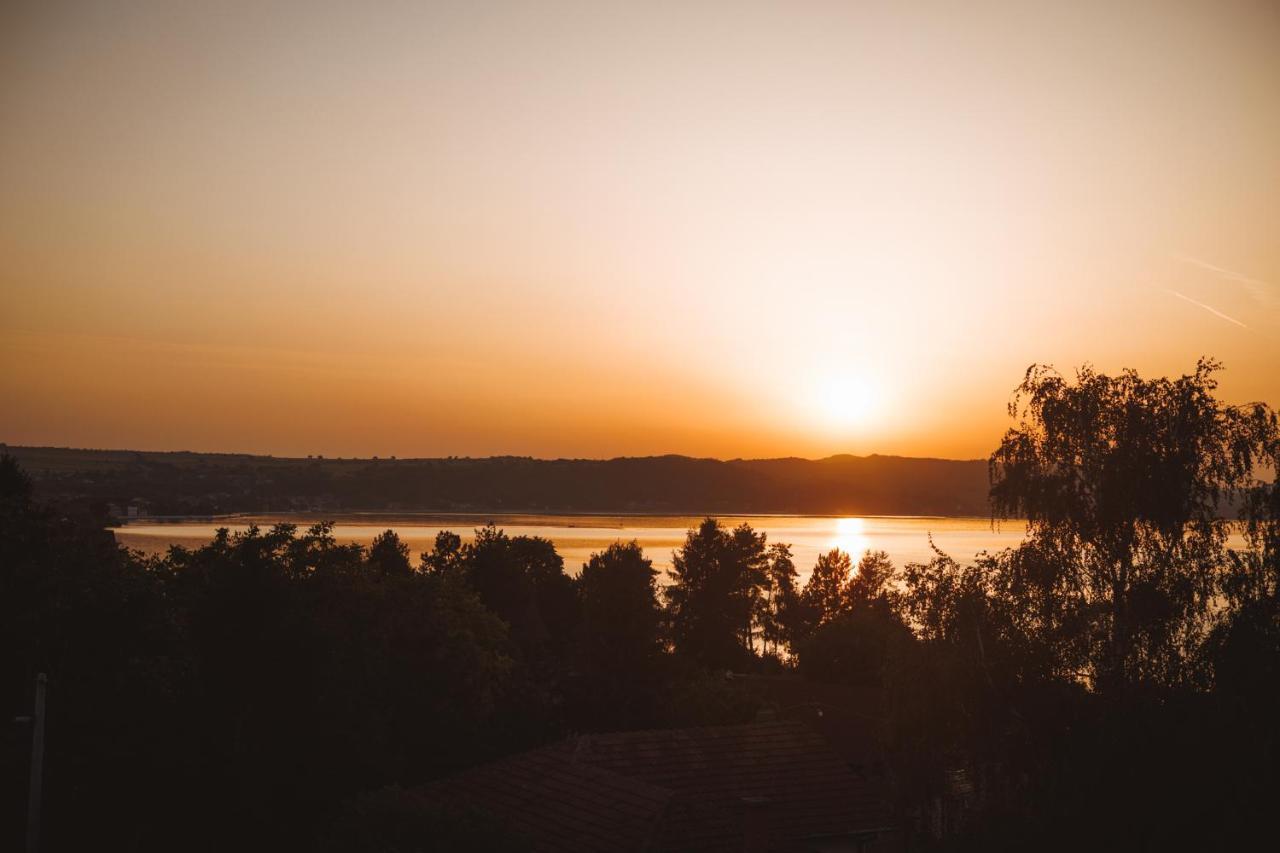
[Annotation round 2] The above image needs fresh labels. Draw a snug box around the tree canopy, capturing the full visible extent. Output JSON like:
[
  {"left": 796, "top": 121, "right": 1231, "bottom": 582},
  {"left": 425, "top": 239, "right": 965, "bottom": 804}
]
[
  {"left": 990, "top": 358, "right": 1277, "bottom": 689},
  {"left": 664, "top": 518, "right": 770, "bottom": 668}
]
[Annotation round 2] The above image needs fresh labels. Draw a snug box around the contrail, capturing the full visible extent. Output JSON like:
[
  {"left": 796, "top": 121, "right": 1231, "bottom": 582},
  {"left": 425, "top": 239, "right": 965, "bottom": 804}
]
[
  {"left": 1173, "top": 254, "right": 1275, "bottom": 308},
  {"left": 1166, "top": 289, "right": 1248, "bottom": 329},
  {"left": 1174, "top": 254, "right": 1268, "bottom": 287}
]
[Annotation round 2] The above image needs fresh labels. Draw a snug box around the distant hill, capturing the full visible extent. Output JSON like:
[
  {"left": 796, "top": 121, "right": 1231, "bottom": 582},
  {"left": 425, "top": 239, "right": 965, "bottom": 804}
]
[{"left": 1, "top": 445, "right": 993, "bottom": 518}]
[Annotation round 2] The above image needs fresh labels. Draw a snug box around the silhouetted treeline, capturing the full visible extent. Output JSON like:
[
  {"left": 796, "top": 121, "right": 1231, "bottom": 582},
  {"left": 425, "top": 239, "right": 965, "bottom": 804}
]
[
  {"left": 3, "top": 359, "right": 1278, "bottom": 851},
  {"left": 0, "top": 465, "right": 764, "bottom": 852},
  {"left": 4, "top": 446, "right": 990, "bottom": 517}
]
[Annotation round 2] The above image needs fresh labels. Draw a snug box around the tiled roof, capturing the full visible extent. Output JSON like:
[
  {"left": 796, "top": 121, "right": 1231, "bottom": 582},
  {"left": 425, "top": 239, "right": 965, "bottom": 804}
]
[
  {"left": 425, "top": 745, "right": 670, "bottom": 852},
  {"left": 567, "top": 721, "right": 891, "bottom": 852},
  {"left": 731, "top": 675, "right": 891, "bottom": 767},
  {"left": 423, "top": 720, "right": 892, "bottom": 852}
]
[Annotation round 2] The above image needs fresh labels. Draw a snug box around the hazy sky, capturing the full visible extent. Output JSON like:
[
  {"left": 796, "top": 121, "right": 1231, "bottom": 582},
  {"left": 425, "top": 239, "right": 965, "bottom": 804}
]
[{"left": 3, "top": 1, "right": 1278, "bottom": 460}]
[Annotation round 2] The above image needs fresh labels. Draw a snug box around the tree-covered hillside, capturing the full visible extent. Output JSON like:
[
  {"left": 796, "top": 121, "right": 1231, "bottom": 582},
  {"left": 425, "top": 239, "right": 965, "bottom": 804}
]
[{"left": 2, "top": 446, "right": 991, "bottom": 517}]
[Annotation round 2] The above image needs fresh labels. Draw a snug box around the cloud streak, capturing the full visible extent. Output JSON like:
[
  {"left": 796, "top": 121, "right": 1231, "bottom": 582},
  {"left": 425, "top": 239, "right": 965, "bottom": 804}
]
[
  {"left": 1174, "top": 254, "right": 1277, "bottom": 312},
  {"left": 1166, "top": 289, "right": 1248, "bottom": 329}
]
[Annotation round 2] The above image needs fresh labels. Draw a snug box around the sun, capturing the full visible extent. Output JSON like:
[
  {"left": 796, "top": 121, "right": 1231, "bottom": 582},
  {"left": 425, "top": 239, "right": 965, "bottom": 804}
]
[{"left": 812, "top": 375, "right": 880, "bottom": 430}]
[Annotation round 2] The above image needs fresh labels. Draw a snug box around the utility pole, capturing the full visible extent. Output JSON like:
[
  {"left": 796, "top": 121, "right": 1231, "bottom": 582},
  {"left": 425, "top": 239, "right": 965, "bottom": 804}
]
[{"left": 26, "top": 673, "right": 47, "bottom": 853}]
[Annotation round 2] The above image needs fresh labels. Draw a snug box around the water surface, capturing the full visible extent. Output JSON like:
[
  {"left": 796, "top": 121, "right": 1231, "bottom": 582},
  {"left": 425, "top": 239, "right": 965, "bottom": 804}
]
[{"left": 114, "top": 514, "right": 1029, "bottom": 581}]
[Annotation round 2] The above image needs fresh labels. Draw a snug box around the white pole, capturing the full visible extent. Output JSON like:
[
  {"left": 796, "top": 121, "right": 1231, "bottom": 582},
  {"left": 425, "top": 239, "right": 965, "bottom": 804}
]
[{"left": 26, "top": 673, "right": 46, "bottom": 853}]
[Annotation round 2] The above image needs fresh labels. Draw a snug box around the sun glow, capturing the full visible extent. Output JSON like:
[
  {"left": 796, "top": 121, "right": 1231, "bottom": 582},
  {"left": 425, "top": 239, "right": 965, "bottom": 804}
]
[
  {"left": 811, "top": 375, "right": 881, "bottom": 431},
  {"left": 2, "top": 4, "right": 1278, "bottom": 461},
  {"left": 830, "top": 517, "right": 870, "bottom": 560}
]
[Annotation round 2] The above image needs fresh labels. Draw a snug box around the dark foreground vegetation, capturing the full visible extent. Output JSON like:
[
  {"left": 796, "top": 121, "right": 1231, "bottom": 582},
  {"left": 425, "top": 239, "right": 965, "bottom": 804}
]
[
  {"left": 3, "top": 359, "right": 1278, "bottom": 851},
  {"left": 4, "top": 446, "right": 989, "bottom": 517}
]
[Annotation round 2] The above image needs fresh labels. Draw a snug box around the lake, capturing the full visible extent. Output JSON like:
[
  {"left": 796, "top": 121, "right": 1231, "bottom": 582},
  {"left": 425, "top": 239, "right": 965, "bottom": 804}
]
[{"left": 113, "top": 514, "right": 1030, "bottom": 581}]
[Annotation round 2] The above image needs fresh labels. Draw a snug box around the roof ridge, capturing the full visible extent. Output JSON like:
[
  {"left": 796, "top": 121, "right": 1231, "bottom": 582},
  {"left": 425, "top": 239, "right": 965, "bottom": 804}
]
[
  {"left": 420, "top": 719, "right": 893, "bottom": 851},
  {"left": 585, "top": 718, "right": 811, "bottom": 741}
]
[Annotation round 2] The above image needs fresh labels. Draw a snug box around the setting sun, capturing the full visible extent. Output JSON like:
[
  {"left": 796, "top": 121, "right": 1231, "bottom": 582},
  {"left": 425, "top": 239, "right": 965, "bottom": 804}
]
[{"left": 812, "top": 376, "right": 882, "bottom": 431}]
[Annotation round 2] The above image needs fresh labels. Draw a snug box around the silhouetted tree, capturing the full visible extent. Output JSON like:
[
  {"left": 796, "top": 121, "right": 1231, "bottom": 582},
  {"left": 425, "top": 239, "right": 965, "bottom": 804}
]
[
  {"left": 990, "top": 358, "right": 1273, "bottom": 689},
  {"left": 570, "top": 541, "right": 664, "bottom": 727},
  {"left": 845, "top": 549, "right": 895, "bottom": 606},
  {"left": 285, "top": 520, "right": 367, "bottom": 578},
  {"left": 577, "top": 541, "right": 661, "bottom": 669},
  {"left": 797, "top": 608, "right": 915, "bottom": 688},
  {"left": 801, "top": 548, "right": 853, "bottom": 630},
  {"left": 664, "top": 518, "right": 768, "bottom": 668},
  {"left": 161, "top": 522, "right": 516, "bottom": 849},
  {"left": 368, "top": 529, "right": 413, "bottom": 576},
  {"left": 452, "top": 525, "right": 579, "bottom": 657},
  {"left": 1225, "top": 448, "right": 1280, "bottom": 610},
  {"left": 798, "top": 550, "right": 913, "bottom": 687},
  {"left": 455, "top": 525, "right": 544, "bottom": 649},
  {"left": 422, "top": 530, "right": 464, "bottom": 575},
  {"left": 509, "top": 534, "right": 579, "bottom": 654},
  {"left": 876, "top": 361, "right": 1280, "bottom": 850},
  {"left": 0, "top": 452, "right": 32, "bottom": 504},
  {"left": 1204, "top": 424, "right": 1280, "bottom": 783},
  {"left": 758, "top": 542, "right": 802, "bottom": 656}
]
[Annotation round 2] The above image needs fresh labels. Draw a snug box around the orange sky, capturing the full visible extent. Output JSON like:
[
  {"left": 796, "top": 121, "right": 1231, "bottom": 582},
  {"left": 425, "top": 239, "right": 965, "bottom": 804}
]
[{"left": 2, "top": 1, "right": 1279, "bottom": 460}]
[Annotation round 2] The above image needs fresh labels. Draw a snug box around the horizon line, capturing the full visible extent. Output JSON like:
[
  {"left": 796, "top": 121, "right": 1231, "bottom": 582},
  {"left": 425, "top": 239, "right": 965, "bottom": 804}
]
[{"left": 1, "top": 442, "right": 989, "bottom": 466}]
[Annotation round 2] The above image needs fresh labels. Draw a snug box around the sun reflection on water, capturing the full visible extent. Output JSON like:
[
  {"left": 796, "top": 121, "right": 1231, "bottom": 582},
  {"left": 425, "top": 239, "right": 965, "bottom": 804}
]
[{"left": 829, "top": 517, "right": 870, "bottom": 561}]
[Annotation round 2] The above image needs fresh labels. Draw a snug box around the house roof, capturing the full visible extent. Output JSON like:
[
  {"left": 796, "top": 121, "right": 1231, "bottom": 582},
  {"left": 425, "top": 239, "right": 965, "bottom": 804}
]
[
  {"left": 426, "top": 745, "right": 671, "bottom": 853},
  {"left": 731, "top": 675, "right": 890, "bottom": 768},
  {"left": 423, "top": 720, "right": 892, "bottom": 852}
]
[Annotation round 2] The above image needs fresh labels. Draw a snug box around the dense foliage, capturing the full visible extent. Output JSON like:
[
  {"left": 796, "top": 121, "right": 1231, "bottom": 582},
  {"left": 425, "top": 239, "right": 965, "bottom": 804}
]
[
  {"left": 3, "top": 360, "right": 1278, "bottom": 851},
  {"left": 989, "top": 358, "right": 1275, "bottom": 689},
  {"left": 0, "top": 461, "right": 762, "bottom": 851}
]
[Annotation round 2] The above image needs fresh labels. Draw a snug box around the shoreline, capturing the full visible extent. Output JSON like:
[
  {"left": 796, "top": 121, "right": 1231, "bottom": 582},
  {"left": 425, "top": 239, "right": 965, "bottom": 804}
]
[{"left": 111, "top": 509, "right": 996, "bottom": 528}]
